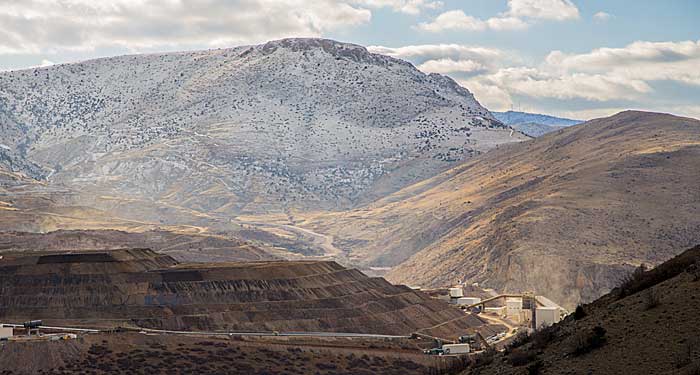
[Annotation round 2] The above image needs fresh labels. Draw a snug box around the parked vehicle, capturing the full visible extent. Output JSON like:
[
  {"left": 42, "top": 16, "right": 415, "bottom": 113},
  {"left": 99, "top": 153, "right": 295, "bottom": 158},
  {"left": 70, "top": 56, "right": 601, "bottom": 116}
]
[{"left": 423, "top": 348, "right": 445, "bottom": 356}]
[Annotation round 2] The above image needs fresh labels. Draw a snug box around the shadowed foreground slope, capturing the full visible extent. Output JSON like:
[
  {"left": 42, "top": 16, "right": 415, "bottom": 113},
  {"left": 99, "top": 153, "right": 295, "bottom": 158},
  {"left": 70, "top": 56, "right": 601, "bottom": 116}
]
[{"left": 463, "top": 245, "right": 700, "bottom": 374}]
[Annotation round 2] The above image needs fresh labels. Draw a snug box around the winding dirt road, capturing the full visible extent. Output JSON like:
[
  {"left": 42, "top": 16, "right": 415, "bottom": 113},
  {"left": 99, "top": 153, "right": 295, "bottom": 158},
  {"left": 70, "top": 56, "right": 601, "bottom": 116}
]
[{"left": 231, "top": 219, "right": 343, "bottom": 258}]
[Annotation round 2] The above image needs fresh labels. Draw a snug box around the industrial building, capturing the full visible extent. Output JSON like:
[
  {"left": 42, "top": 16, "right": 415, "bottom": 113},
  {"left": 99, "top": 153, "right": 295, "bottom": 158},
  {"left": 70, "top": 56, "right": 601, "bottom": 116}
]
[
  {"left": 442, "top": 343, "right": 470, "bottom": 354},
  {"left": 505, "top": 297, "right": 523, "bottom": 321},
  {"left": 454, "top": 292, "right": 566, "bottom": 331},
  {"left": 456, "top": 297, "right": 481, "bottom": 306},
  {"left": 535, "top": 307, "right": 561, "bottom": 328}
]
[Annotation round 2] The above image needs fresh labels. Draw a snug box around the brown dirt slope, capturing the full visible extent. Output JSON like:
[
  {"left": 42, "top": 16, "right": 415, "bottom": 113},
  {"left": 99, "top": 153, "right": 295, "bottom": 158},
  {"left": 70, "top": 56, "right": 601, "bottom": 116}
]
[
  {"left": 0, "top": 229, "right": 276, "bottom": 262},
  {"left": 0, "top": 249, "right": 498, "bottom": 339},
  {"left": 464, "top": 245, "right": 700, "bottom": 374},
  {"left": 300, "top": 111, "right": 700, "bottom": 308},
  {"left": 0, "top": 332, "right": 468, "bottom": 375}
]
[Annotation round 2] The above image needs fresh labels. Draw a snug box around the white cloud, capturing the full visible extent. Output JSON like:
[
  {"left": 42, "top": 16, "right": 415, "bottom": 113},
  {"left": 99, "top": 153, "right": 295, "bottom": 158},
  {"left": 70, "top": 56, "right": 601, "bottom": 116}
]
[
  {"left": 593, "top": 11, "right": 612, "bottom": 21},
  {"left": 462, "top": 42, "right": 700, "bottom": 110},
  {"left": 416, "top": 0, "right": 579, "bottom": 33},
  {"left": 505, "top": 0, "right": 579, "bottom": 21},
  {"left": 416, "top": 10, "right": 529, "bottom": 32},
  {"left": 416, "top": 10, "right": 487, "bottom": 32},
  {"left": 378, "top": 39, "right": 700, "bottom": 121},
  {"left": 367, "top": 44, "right": 505, "bottom": 62},
  {"left": 0, "top": 0, "right": 372, "bottom": 56},
  {"left": 471, "top": 39, "right": 700, "bottom": 106},
  {"left": 545, "top": 40, "right": 700, "bottom": 85},
  {"left": 486, "top": 17, "right": 529, "bottom": 31},
  {"left": 475, "top": 67, "right": 652, "bottom": 102},
  {"left": 417, "top": 59, "right": 484, "bottom": 74},
  {"left": 351, "top": 0, "right": 443, "bottom": 15},
  {"left": 458, "top": 78, "right": 514, "bottom": 110}
]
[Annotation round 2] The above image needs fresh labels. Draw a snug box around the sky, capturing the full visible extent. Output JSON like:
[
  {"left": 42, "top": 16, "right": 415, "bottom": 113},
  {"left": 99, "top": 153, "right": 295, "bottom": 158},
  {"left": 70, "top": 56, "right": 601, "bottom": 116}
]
[{"left": 1, "top": 0, "right": 699, "bottom": 120}]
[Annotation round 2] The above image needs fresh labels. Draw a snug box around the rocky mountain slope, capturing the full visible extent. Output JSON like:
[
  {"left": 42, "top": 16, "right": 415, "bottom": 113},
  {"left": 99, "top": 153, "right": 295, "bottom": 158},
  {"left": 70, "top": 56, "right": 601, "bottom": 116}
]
[
  {"left": 296, "top": 111, "right": 700, "bottom": 308},
  {"left": 0, "top": 38, "right": 524, "bottom": 225},
  {"left": 0, "top": 248, "right": 500, "bottom": 339},
  {"left": 465, "top": 245, "right": 700, "bottom": 374}
]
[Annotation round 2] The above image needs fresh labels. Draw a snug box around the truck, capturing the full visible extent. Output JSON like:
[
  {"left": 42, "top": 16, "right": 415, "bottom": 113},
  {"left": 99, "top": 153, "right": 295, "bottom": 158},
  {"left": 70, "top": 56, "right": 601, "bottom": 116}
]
[
  {"left": 423, "top": 348, "right": 445, "bottom": 355},
  {"left": 442, "top": 344, "right": 470, "bottom": 354}
]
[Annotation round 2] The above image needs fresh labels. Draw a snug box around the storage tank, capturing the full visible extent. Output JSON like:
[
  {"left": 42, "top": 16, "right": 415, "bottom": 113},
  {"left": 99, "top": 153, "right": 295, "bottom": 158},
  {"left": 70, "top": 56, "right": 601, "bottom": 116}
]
[{"left": 449, "top": 287, "right": 464, "bottom": 298}]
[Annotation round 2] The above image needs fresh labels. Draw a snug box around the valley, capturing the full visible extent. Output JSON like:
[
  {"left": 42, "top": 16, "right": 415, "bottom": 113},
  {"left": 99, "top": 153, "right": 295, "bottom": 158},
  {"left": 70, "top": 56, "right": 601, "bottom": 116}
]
[
  {"left": 282, "top": 111, "right": 700, "bottom": 308},
  {"left": 2, "top": 39, "right": 699, "bottom": 312},
  {"left": 0, "top": 33, "right": 699, "bottom": 375}
]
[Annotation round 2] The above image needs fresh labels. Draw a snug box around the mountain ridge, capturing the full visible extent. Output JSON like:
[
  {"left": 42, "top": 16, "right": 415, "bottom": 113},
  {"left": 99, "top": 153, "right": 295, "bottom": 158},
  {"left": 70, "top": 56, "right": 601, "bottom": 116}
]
[
  {"left": 0, "top": 38, "right": 525, "bottom": 227},
  {"left": 493, "top": 110, "right": 583, "bottom": 127}
]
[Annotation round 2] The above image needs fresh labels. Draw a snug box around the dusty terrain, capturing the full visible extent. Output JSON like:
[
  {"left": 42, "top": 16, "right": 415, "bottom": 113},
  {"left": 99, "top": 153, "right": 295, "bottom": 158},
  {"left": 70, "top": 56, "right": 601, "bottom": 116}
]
[
  {"left": 0, "top": 249, "right": 501, "bottom": 339},
  {"left": 0, "top": 229, "right": 276, "bottom": 263},
  {"left": 0, "top": 332, "right": 469, "bottom": 375},
  {"left": 292, "top": 111, "right": 700, "bottom": 308},
  {"left": 462, "top": 245, "right": 700, "bottom": 374}
]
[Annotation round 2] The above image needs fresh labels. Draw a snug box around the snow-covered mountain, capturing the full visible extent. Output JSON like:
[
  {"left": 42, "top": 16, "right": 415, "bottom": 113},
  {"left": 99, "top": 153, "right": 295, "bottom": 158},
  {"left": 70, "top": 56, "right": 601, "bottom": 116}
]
[
  {"left": 0, "top": 38, "right": 526, "bottom": 222},
  {"left": 494, "top": 111, "right": 582, "bottom": 127}
]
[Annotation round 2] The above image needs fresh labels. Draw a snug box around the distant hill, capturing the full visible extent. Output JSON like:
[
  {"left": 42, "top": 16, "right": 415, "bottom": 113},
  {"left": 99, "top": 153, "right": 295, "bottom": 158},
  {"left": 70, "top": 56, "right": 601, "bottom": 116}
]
[
  {"left": 494, "top": 111, "right": 583, "bottom": 127},
  {"left": 299, "top": 111, "right": 700, "bottom": 308}
]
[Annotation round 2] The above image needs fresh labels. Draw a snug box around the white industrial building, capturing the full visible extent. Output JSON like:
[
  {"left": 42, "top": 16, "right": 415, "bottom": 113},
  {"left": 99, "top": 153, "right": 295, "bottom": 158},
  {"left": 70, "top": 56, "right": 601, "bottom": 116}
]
[
  {"left": 442, "top": 343, "right": 470, "bottom": 354},
  {"left": 439, "top": 287, "right": 566, "bottom": 332},
  {"left": 535, "top": 307, "right": 561, "bottom": 328},
  {"left": 456, "top": 297, "right": 481, "bottom": 306},
  {"left": 506, "top": 297, "right": 523, "bottom": 320}
]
